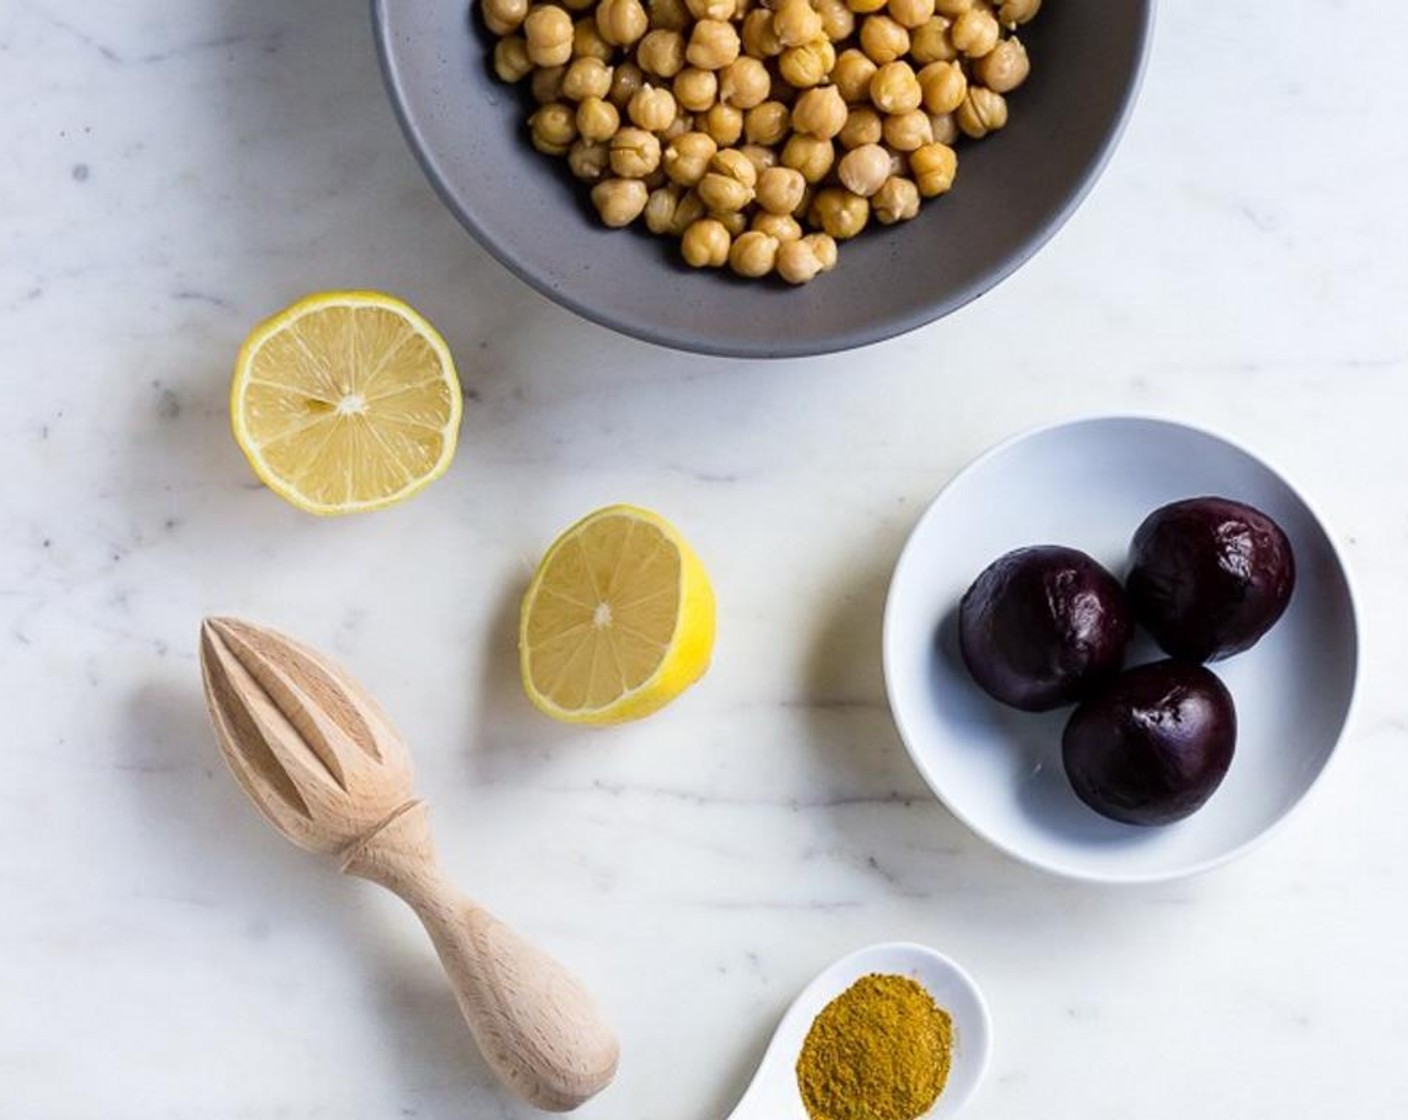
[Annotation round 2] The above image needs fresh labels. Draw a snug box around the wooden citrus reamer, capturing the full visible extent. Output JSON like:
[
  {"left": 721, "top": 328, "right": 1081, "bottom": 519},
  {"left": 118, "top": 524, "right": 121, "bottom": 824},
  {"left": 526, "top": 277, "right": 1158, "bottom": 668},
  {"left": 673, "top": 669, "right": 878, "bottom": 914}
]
[{"left": 199, "top": 617, "right": 618, "bottom": 1111}]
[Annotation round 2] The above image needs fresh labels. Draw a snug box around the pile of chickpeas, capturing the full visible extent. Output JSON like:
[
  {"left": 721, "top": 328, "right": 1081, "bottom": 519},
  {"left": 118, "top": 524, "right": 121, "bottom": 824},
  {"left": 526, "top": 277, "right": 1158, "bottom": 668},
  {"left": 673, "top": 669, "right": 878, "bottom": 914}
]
[{"left": 485, "top": 0, "right": 1040, "bottom": 284}]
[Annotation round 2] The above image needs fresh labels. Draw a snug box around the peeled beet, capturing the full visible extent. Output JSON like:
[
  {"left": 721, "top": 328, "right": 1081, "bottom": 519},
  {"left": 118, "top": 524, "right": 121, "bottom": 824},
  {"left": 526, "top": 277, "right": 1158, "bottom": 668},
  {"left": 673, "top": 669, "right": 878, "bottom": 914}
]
[
  {"left": 1062, "top": 660, "right": 1237, "bottom": 826},
  {"left": 1126, "top": 497, "right": 1295, "bottom": 662},
  {"left": 958, "top": 546, "right": 1133, "bottom": 712}
]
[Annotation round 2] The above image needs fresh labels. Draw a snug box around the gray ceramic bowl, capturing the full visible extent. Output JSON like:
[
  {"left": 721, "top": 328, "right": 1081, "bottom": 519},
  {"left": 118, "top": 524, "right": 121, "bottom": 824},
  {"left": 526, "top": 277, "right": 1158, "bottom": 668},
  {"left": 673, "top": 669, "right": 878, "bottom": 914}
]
[{"left": 373, "top": 1, "right": 1154, "bottom": 357}]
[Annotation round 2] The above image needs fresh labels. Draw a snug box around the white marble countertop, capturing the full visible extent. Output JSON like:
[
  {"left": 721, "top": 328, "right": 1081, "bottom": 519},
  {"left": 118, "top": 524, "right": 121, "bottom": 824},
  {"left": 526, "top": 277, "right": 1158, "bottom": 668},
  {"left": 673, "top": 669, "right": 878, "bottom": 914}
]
[{"left": 4, "top": 2, "right": 1407, "bottom": 1117}]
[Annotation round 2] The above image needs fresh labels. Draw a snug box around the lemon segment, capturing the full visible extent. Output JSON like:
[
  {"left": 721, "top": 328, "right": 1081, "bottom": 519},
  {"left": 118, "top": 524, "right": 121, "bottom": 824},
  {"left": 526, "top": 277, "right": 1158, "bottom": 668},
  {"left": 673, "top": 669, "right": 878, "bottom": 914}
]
[
  {"left": 231, "top": 291, "right": 462, "bottom": 516},
  {"left": 520, "top": 505, "right": 716, "bottom": 725}
]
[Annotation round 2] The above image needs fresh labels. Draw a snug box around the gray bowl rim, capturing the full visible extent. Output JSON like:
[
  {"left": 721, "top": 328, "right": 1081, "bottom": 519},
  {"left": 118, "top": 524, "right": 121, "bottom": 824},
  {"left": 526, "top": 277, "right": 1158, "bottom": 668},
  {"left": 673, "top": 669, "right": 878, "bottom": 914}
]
[{"left": 371, "top": 1, "right": 1157, "bottom": 358}]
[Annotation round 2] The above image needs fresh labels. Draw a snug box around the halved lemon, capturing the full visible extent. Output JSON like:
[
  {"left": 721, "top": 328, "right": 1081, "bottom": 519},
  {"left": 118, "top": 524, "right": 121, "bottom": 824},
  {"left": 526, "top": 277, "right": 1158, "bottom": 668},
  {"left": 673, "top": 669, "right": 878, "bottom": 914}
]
[
  {"left": 232, "top": 291, "right": 462, "bottom": 516},
  {"left": 520, "top": 505, "right": 716, "bottom": 725}
]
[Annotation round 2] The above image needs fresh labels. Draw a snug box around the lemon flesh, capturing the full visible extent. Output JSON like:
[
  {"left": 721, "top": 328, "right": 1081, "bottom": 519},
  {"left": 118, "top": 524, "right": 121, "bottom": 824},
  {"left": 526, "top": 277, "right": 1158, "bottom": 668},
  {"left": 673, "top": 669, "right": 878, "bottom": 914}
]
[
  {"left": 232, "top": 291, "right": 461, "bottom": 516},
  {"left": 520, "top": 505, "right": 716, "bottom": 725}
]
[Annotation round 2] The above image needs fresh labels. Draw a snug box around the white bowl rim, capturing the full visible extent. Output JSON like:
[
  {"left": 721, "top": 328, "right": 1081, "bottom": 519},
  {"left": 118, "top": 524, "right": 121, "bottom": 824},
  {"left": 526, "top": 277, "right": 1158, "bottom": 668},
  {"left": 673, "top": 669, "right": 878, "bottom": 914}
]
[{"left": 881, "top": 412, "right": 1362, "bottom": 885}]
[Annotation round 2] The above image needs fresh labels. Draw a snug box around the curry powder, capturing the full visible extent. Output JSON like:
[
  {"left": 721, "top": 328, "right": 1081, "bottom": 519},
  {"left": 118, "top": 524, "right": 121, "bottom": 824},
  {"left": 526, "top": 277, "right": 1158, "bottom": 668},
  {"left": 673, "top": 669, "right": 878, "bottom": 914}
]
[{"left": 796, "top": 973, "right": 954, "bottom": 1120}]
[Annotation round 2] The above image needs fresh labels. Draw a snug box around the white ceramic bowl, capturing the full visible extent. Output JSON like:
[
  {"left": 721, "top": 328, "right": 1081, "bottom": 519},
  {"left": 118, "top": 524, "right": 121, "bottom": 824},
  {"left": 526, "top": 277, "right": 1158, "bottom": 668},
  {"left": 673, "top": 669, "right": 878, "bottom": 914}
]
[{"left": 883, "top": 416, "right": 1359, "bottom": 883}]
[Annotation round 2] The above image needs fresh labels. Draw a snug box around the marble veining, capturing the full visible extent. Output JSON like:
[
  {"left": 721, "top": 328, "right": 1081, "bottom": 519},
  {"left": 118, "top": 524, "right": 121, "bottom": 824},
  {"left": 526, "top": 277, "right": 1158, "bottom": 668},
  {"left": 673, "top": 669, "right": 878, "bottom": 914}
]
[{"left": 3, "top": 2, "right": 1408, "bottom": 1118}]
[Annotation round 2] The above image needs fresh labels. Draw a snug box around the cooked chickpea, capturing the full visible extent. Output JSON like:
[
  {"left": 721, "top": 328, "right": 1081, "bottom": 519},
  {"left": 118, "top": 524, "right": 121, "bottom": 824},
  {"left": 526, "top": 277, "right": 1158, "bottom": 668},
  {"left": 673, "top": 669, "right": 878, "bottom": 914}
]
[
  {"left": 484, "top": 0, "right": 529, "bottom": 36},
  {"left": 886, "top": 0, "right": 934, "bottom": 28},
  {"left": 629, "top": 84, "right": 678, "bottom": 131},
  {"left": 880, "top": 108, "right": 932, "bottom": 150},
  {"left": 740, "top": 9, "right": 784, "bottom": 57},
  {"left": 872, "top": 109, "right": 929, "bottom": 154},
  {"left": 839, "top": 106, "right": 883, "bottom": 148},
  {"left": 591, "top": 177, "right": 649, "bottom": 225},
  {"left": 802, "top": 231, "right": 838, "bottom": 269},
  {"left": 739, "top": 143, "right": 777, "bottom": 172},
  {"left": 609, "top": 61, "right": 646, "bottom": 107},
  {"left": 530, "top": 102, "right": 578, "bottom": 154},
  {"left": 597, "top": 0, "right": 649, "bottom": 44},
  {"left": 832, "top": 49, "right": 877, "bottom": 102},
  {"left": 728, "top": 230, "right": 779, "bottom": 277},
  {"left": 814, "top": 0, "right": 856, "bottom": 41},
  {"left": 650, "top": 0, "right": 691, "bottom": 31},
  {"left": 644, "top": 185, "right": 683, "bottom": 233},
  {"left": 756, "top": 165, "right": 807, "bottom": 213},
  {"left": 775, "top": 237, "right": 825, "bottom": 284},
  {"left": 870, "top": 60, "right": 922, "bottom": 113},
  {"left": 669, "top": 189, "right": 707, "bottom": 233},
  {"left": 872, "top": 174, "right": 920, "bottom": 222},
  {"left": 688, "top": 0, "right": 736, "bottom": 16},
  {"left": 860, "top": 15, "right": 909, "bottom": 64},
  {"left": 909, "top": 15, "right": 956, "bottom": 62},
  {"left": 753, "top": 211, "right": 802, "bottom": 241},
  {"left": 909, "top": 140, "right": 957, "bottom": 195},
  {"left": 662, "top": 130, "right": 717, "bottom": 184},
  {"left": 791, "top": 86, "right": 848, "bottom": 140},
  {"left": 778, "top": 40, "right": 835, "bottom": 89},
  {"left": 773, "top": 0, "right": 824, "bottom": 47},
  {"left": 686, "top": 19, "right": 741, "bottom": 70},
  {"left": 673, "top": 66, "right": 718, "bottom": 111},
  {"left": 955, "top": 85, "right": 1006, "bottom": 137},
  {"left": 927, "top": 110, "right": 959, "bottom": 144},
  {"left": 744, "top": 100, "right": 791, "bottom": 144},
  {"left": 837, "top": 143, "right": 890, "bottom": 196},
  {"left": 568, "top": 138, "right": 611, "bottom": 180},
  {"left": 637, "top": 29, "right": 686, "bottom": 77},
  {"left": 950, "top": 6, "right": 998, "bottom": 56},
  {"left": 524, "top": 5, "right": 574, "bottom": 65},
  {"left": 696, "top": 147, "right": 757, "bottom": 211},
  {"left": 493, "top": 36, "right": 533, "bottom": 82},
  {"left": 662, "top": 111, "right": 693, "bottom": 139},
  {"left": 576, "top": 95, "right": 621, "bottom": 141},
  {"left": 710, "top": 146, "right": 758, "bottom": 190},
  {"left": 918, "top": 59, "right": 966, "bottom": 113},
  {"left": 697, "top": 102, "right": 742, "bottom": 144},
  {"left": 532, "top": 64, "right": 567, "bottom": 103},
  {"left": 482, "top": 0, "right": 1038, "bottom": 282},
  {"left": 681, "top": 217, "right": 731, "bottom": 265},
  {"left": 573, "top": 18, "right": 614, "bottom": 60},
  {"left": 712, "top": 207, "right": 749, "bottom": 236},
  {"left": 999, "top": 0, "right": 1040, "bottom": 25},
  {"left": 720, "top": 57, "right": 770, "bottom": 109},
  {"left": 610, "top": 126, "right": 663, "bottom": 176},
  {"left": 809, "top": 187, "right": 869, "bottom": 239},
  {"left": 562, "top": 56, "right": 614, "bottom": 100},
  {"left": 781, "top": 133, "right": 836, "bottom": 182},
  {"left": 973, "top": 35, "right": 1028, "bottom": 92}
]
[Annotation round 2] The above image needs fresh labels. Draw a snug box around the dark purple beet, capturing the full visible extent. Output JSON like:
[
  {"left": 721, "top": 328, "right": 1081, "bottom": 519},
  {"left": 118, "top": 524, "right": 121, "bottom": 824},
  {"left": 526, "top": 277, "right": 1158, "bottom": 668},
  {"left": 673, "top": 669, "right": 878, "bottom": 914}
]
[
  {"left": 1062, "top": 660, "right": 1237, "bottom": 826},
  {"left": 958, "top": 546, "right": 1133, "bottom": 712},
  {"left": 1126, "top": 497, "right": 1295, "bottom": 663}
]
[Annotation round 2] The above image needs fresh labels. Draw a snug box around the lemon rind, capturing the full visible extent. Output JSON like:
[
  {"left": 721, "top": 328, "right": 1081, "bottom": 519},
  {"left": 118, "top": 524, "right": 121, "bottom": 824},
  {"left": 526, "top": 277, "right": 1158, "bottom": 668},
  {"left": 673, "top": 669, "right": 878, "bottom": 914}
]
[{"left": 519, "top": 505, "right": 715, "bottom": 725}]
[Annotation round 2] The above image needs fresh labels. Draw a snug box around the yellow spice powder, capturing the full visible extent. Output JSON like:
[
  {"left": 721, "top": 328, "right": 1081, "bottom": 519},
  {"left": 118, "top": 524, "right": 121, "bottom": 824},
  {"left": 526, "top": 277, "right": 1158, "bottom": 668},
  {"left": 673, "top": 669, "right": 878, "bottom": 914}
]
[{"left": 796, "top": 973, "right": 954, "bottom": 1120}]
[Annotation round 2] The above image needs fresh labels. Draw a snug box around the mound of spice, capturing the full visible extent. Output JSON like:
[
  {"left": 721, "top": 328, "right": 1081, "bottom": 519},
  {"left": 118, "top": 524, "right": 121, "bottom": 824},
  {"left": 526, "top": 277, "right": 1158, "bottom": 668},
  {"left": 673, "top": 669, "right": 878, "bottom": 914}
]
[{"left": 796, "top": 973, "right": 954, "bottom": 1120}]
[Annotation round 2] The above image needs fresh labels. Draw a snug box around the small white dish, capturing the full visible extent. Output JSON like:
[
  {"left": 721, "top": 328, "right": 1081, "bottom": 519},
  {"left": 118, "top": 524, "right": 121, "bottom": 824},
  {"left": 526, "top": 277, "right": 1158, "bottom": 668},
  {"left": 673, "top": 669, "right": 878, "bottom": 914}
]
[
  {"left": 883, "top": 416, "right": 1359, "bottom": 883},
  {"left": 726, "top": 942, "right": 990, "bottom": 1120}
]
